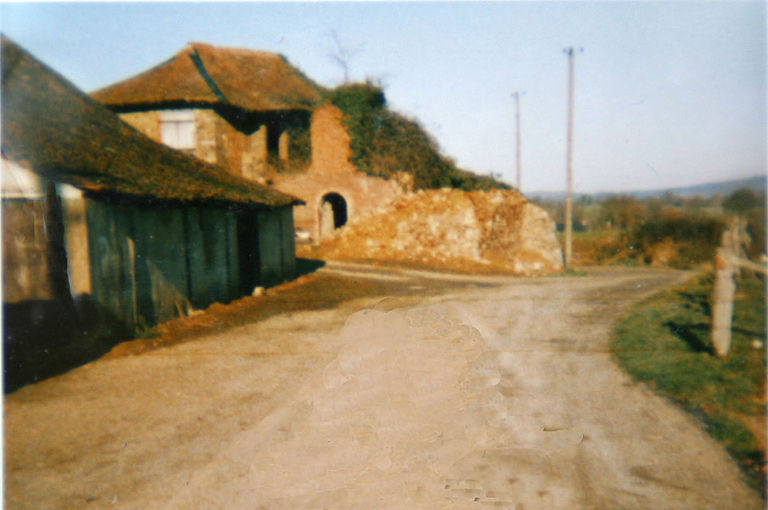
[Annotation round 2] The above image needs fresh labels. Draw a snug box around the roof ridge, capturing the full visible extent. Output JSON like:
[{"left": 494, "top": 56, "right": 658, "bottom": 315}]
[
  {"left": 91, "top": 41, "right": 323, "bottom": 112},
  {"left": 188, "top": 47, "right": 229, "bottom": 104},
  {"left": 187, "top": 42, "right": 282, "bottom": 59}
]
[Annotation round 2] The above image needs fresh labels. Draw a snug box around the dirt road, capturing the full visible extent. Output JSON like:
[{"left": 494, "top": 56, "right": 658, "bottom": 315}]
[{"left": 5, "top": 265, "right": 763, "bottom": 509}]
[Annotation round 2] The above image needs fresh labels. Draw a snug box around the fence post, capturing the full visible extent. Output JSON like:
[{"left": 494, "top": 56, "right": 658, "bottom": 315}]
[{"left": 711, "top": 248, "right": 736, "bottom": 357}]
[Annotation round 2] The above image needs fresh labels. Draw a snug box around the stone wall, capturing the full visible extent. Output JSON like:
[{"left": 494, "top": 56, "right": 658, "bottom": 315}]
[
  {"left": 2, "top": 179, "right": 91, "bottom": 303},
  {"left": 2, "top": 198, "right": 51, "bottom": 302},
  {"left": 119, "top": 109, "right": 269, "bottom": 179},
  {"left": 306, "top": 188, "right": 564, "bottom": 275},
  {"left": 119, "top": 110, "right": 161, "bottom": 141}
]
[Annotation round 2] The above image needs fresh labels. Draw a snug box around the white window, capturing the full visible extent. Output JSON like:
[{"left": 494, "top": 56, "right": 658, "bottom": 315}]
[{"left": 160, "top": 110, "right": 196, "bottom": 151}]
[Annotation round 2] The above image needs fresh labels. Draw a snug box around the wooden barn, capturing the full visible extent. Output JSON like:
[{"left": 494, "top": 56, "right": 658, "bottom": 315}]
[{"left": 1, "top": 36, "right": 303, "bottom": 337}]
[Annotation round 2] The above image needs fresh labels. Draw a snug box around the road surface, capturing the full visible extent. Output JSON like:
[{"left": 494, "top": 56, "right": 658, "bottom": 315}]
[{"left": 5, "top": 265, "right": 763, "bottom": 509}]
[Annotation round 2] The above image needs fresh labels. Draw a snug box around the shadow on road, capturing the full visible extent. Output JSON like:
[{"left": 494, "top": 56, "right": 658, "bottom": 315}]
[{"left": 296, "top": 258, "right": 325, "bottom": 277}]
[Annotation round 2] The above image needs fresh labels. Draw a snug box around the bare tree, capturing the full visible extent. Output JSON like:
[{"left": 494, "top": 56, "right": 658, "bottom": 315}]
[{"left": 327, "top": 30, "right": 361, "bottom": 83}]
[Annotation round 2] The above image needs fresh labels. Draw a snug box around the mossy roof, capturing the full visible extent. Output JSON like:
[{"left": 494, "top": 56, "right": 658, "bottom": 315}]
[
  {"left": 91, "top": 42, "right": 325, "bottom": 113},
  {"left": 1, "top": 37, "right": 302, "bottom": 208}
]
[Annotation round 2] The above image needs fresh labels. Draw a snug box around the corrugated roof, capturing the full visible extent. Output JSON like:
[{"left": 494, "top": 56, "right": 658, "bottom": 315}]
[
  {"left": 1, "top": 37, "right": 302, "bottom": 208},
  {"left": 91, "top": 42, "right": 325, "bottom": 112}
]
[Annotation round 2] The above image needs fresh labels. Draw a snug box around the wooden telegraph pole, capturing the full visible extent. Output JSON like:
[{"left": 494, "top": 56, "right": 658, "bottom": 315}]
[
  {"left": 512, "top": 92, "right": 522, "bottom": 191},
  {"left": 564, "top": 47, "right": 576, "bottom": 268}
]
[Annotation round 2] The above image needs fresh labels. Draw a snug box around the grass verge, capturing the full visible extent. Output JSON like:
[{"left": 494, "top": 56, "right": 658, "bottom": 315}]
[{"left": 612, "top": 272, "right": 766, "bottom": 496}]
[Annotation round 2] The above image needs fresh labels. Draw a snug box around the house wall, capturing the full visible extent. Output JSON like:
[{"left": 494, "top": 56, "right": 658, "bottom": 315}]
[
  {"left": 86, "top": 199, "right": 295, "bottom": 328},
  {"left": 119, "top": 110, "right": 161, "bottom": 141},
  {"left": 119, "top": 109, "right": 270, "bottom": 179}
]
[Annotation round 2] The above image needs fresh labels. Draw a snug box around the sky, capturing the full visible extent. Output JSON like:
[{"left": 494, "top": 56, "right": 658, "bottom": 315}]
[{"left": 1, "top": 1, "right": 765, "bottom": 193}]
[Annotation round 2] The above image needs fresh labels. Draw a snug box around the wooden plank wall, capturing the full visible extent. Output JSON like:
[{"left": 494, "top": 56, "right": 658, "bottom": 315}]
[
  {"left": 86, "top": 200, "right": 137, "bottom": 327},
  {"left": 256, "top": 209, "right": 283, "bottom": 288},
  {"left": 280, "top": 206, "right": 298, "bottom": 281},
  {"left": 186, "top": 207, "right": 233, "bottom": 309},
  {"left": 133, "top": 206, "right": 190, "bottom": 324},
  {"left": 86, "top": 199, "right": 294, "bottom": 330}
]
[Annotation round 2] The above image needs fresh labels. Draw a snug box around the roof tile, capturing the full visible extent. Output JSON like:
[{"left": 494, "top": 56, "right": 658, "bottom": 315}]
[
  {"left": 1, "top": 37, "right": 302, "bottom": 208},
  {"left": 91, "top": 42, "right": 325, "bottom": 112}
]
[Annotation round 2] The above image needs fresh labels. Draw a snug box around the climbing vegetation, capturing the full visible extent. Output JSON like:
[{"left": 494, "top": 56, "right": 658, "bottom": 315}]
[{"left": 329, "top": 82, "right": 510, "bottom": 192}]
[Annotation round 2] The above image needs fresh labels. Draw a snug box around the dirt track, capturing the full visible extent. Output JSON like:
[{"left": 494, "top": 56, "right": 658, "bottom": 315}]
[{"left": 5, "top": 265, "right": 763, "bottom": 509}]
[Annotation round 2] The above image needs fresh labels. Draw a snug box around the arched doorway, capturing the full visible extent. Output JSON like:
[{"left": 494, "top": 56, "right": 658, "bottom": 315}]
[{"left": 319, "top": 192, "right": 348, "bottom": 239}]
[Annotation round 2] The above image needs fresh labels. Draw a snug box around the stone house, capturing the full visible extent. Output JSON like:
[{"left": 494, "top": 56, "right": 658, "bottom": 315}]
[
  {"left": 92, "top": 42, "right": 408, "bottom": 242},
  {"left": 2, "top": 37, "right": 301, "bottom": 387}
]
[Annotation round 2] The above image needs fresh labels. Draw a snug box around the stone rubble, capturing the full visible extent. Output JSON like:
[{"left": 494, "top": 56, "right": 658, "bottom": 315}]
[{"left": 313, "top": 188, "right": 563, "bottom": 275}]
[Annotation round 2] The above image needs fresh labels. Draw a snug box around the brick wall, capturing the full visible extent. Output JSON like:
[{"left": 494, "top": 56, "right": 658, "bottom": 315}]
[
  {"left": 272, "top": 105, "right": 407, "bottom": 241},
  {"left": 119, "top": 104, "right": 405, "bottom": 241}
]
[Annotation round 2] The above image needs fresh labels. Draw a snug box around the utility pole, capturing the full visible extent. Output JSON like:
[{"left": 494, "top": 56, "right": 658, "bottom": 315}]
[
  {"left": 564, "top": 47, "right": 576, "bottom": 268},
  {"left": 512, "top": 92, "right": 522, "bottom": 191}
]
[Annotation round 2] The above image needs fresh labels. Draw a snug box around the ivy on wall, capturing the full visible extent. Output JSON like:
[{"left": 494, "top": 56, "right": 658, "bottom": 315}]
[{"left": 329, "top": 82, "right": 510, "bottom": 192}]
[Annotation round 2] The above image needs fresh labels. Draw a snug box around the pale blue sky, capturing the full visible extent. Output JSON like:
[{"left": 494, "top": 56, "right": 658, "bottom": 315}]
[{"left": 2, "top": 1, "right": 765, "bottom": 193}]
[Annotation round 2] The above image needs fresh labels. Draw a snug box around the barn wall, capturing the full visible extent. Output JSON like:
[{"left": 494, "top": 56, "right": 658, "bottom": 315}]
[
  {"left": 255, "top": 209, "right": 283, "bottom": 288},
  {"left": 237, "top": 210, "right": 261, "bottom": 295},
  {"left": 186, "top": 207, "right": 232, "bottom": 308},
  {"left": 86, "top": 199, "right": 295, "bottom": 330},
  {"left": 132, "top": 206, "right": 191, "bottom": 324},
  {"left": 86, "top": 200, "right": 137, "bottom": 327},
  {"left": 2, "top": 198, "right": 51, "bottom": 302},
  {"left": 2, "top": 182, "right": 92, "bottom": 303},
  {"left": 224, "top": 211, "right": 241, "bottom": 298},
  {"left": 279, "top": 206, "right": 297, "bottom": 280}
]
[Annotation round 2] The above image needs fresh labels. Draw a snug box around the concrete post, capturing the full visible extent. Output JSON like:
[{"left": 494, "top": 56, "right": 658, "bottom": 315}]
[{"left": 711, "top": 248, "right": 736, "bottom": 358}]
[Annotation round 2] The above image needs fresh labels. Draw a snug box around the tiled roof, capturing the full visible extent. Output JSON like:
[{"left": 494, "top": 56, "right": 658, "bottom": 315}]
[
  {"left": 1, "top": 37, "right": 302, "bottom": 208},
  {"left": 91, "top": 42, "right": 325, "bottom": 112}
]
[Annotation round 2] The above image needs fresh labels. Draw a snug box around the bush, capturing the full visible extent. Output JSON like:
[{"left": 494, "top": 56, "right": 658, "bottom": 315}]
[
  {"left": 723, "top": 188, "right": 763, "bottom": 215},
  {"left": 631, "top": 215, "right": 724, "bottom": 267},
  {"left": 596, "top": 212, "right": 725, "bottom": 268}
]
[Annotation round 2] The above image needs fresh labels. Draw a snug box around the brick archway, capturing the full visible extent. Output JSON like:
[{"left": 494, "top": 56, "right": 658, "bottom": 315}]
[{"left": 318, "top": 192, "right": 348, "bottom": 239}]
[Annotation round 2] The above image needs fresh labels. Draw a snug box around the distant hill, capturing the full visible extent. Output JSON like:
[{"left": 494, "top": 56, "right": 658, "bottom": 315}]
[{"left": 530, "top": 175, "right": 766, "bottom": 201}]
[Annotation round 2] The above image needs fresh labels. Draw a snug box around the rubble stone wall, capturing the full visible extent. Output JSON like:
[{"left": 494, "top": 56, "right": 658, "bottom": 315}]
[{"left": 311, "top": 188, "right": 564, "bottom": 275}]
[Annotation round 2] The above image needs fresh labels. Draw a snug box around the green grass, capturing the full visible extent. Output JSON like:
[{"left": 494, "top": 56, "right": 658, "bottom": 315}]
[{"left": 612, "top": 273, "right": 767, "bottom": 496}]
